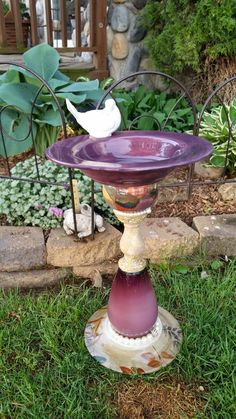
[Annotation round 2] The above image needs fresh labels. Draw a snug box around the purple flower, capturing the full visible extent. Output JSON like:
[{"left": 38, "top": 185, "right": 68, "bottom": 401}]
[
  {"left": 48, "top": 207, "right": 64, "bottom": 218},
  {"left": 34, "top": 204, "right": 44, "bottom": 210},
  {"left": 63, "top": 183, "right": 70, "bottom": 190}
]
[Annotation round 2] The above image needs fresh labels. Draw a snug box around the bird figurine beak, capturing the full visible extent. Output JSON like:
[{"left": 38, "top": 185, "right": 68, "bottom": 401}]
[{"left": 66, "top": 98, "right": 121, "bottom": 139}]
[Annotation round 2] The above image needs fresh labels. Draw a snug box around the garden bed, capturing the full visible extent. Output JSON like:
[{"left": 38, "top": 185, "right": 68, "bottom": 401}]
[{"left": 1, "top": 152, "right": 235, "bottom": 228}]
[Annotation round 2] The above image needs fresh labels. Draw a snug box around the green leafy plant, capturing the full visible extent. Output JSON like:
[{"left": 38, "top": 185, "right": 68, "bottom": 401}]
[
  {"left": 2, "top": 0, "right": 9, "bottom": 15},
  {"left": 210, "top": 259, "right": 224, "bottom": 271},
  {"left": 140, "top": 0, "right": 236, "bottom": 76},
  {"left": 113, "top": 85, "right": 198, "bottom": 132},
  {"left": 0, "top": 43, "right": 103, "bottom": 157},
  {"left": 2, "top": 0, "right": 28, "bottom": 16},
  {"left": 0, "top": 157, "right": 118, "bottom": 229},
  {"left": 198, "top": 100, "right": 236, "bottom": 174}
]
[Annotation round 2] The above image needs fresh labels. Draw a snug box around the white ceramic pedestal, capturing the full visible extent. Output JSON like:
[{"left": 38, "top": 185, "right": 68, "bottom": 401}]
[
  {"left": 85, "top": 306, "right": 182, "bottom": 374},
  {"left": 84, "top": 208, "right": 182, "bottom": 374}
]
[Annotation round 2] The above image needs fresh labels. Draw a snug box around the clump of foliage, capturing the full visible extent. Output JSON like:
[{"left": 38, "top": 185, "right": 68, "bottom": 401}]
[
  {"left": 113, "top": 85, "right": 199, "bottom": 132},
  {"left": 198, "top": 99, "right": 236, "bottom": 174},
  {"left": 141, "top": 0, "right": 236, "bottom": 76},
  {"left": 2, "top": 0, "right": 27, "bottom": 15},
  {"left": 0, "top": 43, "right": 103, "bottom": 157},
  {"left": 0, "top": 158, "right": 118, "bottom": 229}
]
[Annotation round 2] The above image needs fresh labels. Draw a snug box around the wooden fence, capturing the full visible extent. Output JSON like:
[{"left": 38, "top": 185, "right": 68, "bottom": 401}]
[{"left": 0, "top": 0, "right": 108, "bottom": 78}]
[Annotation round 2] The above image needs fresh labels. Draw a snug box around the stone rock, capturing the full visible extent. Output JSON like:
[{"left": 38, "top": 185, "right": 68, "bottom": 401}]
[
  {"left": 139, "top": 58, "right": 171, "bottom": 91},
  {"left": 194, "top": 160, "right": 224, "bottom": 179},
  {"left": 141, "top": 218, "right": 199, "bottom": 262},
  {"left": 84, "top": 2, "right": 90, "bottom": 21},
  {"left": 122, "top": 46, "right": 142, "bottom": 78},
  {"left": 112, "top": 33, "right": 129, "bottom": 59},
  {"left": 193, "top": 214, "right": 236, "bottom": 256},
  {"left": 218, "top": 181, "right": 236, "bottom": 202},
  {"left": 107, "top": 26, "right": 114, "bottom": 52},
  {"left": 73, "top": 261, "right": 118, "bottom": 280},
  {"left": 83, "top": 20, "right": 90, "bottom": 37},
  {"left": 111, "top": 5, "right": 129, "bottom": 32},
  {"left": 47, "top": 223, "right": 121, "bottom": 267},
  {"left": 0, "top": 268, "right": 71, "bottom": 289},
  {"left": 128, "top": 16, "right": 147, "bottom": 42},
  {"left": 107, "top": 3, "right": 114, "bottom": 26},
  {"left": 132, "top": 0, "right": 147, "bottom": 9},
  {"left": 157, "top": 176, "right": 188, "bottom": 203},
  {"left": 108, "top": 54, "right": 126, "bottom": 80},
  {"left": 0, "top": 227, "right": 46, "bottom": 272},
  {"left": 125, "top": 2, "right": 139, "bottom": 14}
]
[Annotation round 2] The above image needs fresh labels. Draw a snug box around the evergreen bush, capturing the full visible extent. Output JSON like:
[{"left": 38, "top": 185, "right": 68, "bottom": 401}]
[{"left": 141, "top": 0, "right": 236, "bottom": 76}]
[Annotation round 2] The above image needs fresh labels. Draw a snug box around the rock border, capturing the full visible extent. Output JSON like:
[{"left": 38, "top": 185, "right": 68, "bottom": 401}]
[{"left": 0, "top": 214, "right": 235, "bottom": 288}]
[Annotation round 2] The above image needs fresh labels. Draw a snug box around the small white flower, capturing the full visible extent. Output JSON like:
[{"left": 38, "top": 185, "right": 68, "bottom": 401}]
[{"left": 201, "top": 271, "right": 208, "bottom": 279}]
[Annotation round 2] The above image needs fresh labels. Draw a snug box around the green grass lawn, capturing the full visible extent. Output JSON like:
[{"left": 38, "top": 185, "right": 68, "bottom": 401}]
[{"left": 0, "top": 259, "right": 235, "bottom": 418}]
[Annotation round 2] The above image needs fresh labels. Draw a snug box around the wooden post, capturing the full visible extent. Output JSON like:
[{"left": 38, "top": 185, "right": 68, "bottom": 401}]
[
  {"left": 60, "top": 0, "right": 67, "bottom": 47},
  {"left": 0, "top": 0, "right": 7, "bottom": 47},
  {"left": 29, "top": 0, "right": 38, "bottom": 45},
  {"left": 72, "top": 179, "right": 80, "bottom": 213},
  {"left": 10, "top": 0, "right": 24, "bottom": 47},
  {"left": 74, "top": 0, "right": 81, "bottom": 50},
  {"left": 89, "top": 0, "right": 96, "bottom": 47},
  {"left": 93, "top": 0, "right": 108, "bottom": 79},
  {"left": 45, "top": 0, "right": 53, "bottom": 45}
]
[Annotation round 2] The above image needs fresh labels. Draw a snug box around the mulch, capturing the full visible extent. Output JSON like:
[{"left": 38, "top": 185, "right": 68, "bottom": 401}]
[
  {"left": 0, "top": 149, "right": 34, "bottom": 176},
  {"left": 153, "top": 182, "right": 235, "bottom": 226}
]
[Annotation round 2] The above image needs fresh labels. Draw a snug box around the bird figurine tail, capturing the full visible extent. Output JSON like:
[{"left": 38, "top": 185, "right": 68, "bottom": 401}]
[{"left": 66, "top": 99, "right": 80, "bottom": 122}]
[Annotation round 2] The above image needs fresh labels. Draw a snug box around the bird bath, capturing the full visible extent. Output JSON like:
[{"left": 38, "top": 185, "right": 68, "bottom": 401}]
[{"left": 46, "top": 131, "right": 213, "bottom": 374}]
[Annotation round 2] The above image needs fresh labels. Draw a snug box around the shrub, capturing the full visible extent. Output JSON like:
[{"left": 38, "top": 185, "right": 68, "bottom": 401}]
[
  {"left": 0, "top": 158, "right": 118, "bottom": 229},
  {"left": 141, "top": 1, "right": 236, "bottom": 76}
]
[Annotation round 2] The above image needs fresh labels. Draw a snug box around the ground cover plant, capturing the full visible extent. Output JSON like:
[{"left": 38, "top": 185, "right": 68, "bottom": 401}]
[
  {"left": 0, "top": 157, "right": 117, "bottom": 228},
  {"left": 0, "top": 259, "right": 235, "bottom": 418}
]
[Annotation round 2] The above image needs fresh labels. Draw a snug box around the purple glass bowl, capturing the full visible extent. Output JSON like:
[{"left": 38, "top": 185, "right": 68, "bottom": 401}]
[{"left": 46, "top": 131, "right": 213, "bottom": 186}]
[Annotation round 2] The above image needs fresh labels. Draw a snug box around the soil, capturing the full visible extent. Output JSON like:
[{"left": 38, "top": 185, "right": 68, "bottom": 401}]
[
  {"left": 154, "top": 166, "right": 235, "bottom": 225},
  {"left": 0, "top": 149, "right": 34, "bottom": 175},
  {"left": 154, "top": 182, "right": 235, "bottom": 226},
  {"left": 115, "top": 377, "right": 205, "bottom": 419}
]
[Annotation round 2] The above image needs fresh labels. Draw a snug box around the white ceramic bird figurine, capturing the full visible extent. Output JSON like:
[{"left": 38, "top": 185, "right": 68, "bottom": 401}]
[{"left": 66, "top": 98, "right": 121, "bottom": 138}]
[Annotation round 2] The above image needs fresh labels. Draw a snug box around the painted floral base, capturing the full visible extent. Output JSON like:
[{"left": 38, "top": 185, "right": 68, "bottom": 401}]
[{"left": 84, "top": 306, "right": 182, "bottom": 374}]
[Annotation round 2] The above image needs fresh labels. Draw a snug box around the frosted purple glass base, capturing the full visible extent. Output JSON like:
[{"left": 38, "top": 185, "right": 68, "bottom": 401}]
[{"left": 108, "top": 268, "right": 158, "bottom": 338}]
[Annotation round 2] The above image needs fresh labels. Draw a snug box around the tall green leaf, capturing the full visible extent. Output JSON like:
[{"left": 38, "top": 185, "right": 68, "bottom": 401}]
[
  {"left": 0, "top": 110, "right": 35, "bottom": 157},
  {"left": 23, "top": 43, "right": 60, "bottom": 81},
  {"left": 0, "top": 83, "right": 39, "bottom": 114},
  {"left": 58, "top": 80, "right": 99, "bottom": 92}
]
